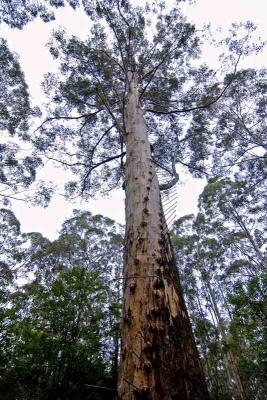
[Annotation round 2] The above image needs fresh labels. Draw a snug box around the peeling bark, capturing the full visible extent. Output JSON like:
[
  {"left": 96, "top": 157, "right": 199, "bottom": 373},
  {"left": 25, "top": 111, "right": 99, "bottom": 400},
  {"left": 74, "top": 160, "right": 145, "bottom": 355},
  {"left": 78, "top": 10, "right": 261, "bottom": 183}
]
[{"left": 117, "top": 72, "right": 209, "bottom": 400}]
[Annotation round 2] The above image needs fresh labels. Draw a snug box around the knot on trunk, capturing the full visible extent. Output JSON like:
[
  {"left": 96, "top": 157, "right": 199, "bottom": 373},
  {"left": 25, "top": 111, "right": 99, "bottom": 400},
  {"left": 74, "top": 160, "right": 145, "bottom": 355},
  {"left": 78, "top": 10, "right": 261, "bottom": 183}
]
[
  {"left": 153, "top": 277, "right": 164, "bottom": 289},
  {"left": 134, "top": 386, "right": 150, "bottom": 399},
  {"left": 129, "top": 279, "right": 137, "bottom": 293},
  {"left": 124, "top": 307, "right": 132, "bottom": 325},
  {"left": 149, "top": 307, "right": 161, "bottom": 319},
  {"left": 141, "top": 221, "right": 148, "bottom": 227},
  {"left": 156, "top": 257, "right": 164, "bottom": 266},
  {"left": 143, "top": 341, "right": 153, "bottom": 354},
  {"left": 153, "top": 289, "right": 163, "bottom": 300},
  {"left": 143, "top": 360, "right": 152, "bottom": 373}
]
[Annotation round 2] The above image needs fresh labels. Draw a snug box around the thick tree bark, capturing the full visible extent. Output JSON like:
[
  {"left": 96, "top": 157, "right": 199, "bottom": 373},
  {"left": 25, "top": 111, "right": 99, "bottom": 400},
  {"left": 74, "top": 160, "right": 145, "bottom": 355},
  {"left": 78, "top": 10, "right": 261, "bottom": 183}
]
[{"left": 117, "top": 72, "right": 209, "bottom": 399}]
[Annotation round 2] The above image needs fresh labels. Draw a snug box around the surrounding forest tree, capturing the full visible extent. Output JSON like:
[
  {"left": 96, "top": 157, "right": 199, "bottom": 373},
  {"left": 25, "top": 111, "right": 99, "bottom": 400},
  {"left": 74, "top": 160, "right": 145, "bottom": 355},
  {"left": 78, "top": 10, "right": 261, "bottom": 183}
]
[
  {"left": 172, "top": 178, "right": 266, "bottom": 400},
  {"left": 0, "top": 38, "right": 44, "bottom": 204},
  {"left": 0, "top": 38, "right": 55, "bottom": 206},
  {"left": 0, "top": 209, "right": 123, "bottom": 399},
  {"left": 0, "top": 190, "right": 265, "bottom": 399},
  {"left": 0, "top": 0, "right": 266, "bottom": 399}
]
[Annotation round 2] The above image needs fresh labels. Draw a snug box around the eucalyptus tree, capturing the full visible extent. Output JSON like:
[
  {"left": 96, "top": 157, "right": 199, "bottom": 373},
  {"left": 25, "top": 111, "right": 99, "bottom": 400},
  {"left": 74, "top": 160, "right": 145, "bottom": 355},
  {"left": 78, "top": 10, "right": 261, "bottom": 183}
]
[
  {"left": 22, "top": 210, "right": 123, "bottom": 280},
  {"left": 26, "top": 1, "right": 261, "bottom": 397},
  {"left": 22, "top": 210, "right": 123, "bottom": 377},
  {"left": 172, "top": 214, "right": 245, "bottom": 400},
  {"left": 0, "top": 208, "right": 24, "bottom": 303},
  {"left": 0, "top": 208, "right": 23, "bottom": 390},
  {"left": 0, "top": 38, "right": 44, "bottom": 204},
  {"left": 0, "top": 209, "right": 123, "bottom": 399},
  {"left": 209, "top": 68, "right": 266, "bottom": 176},
  {"left": 57, "top": 210, "right": 123, "bottom": 380},
  {"left": 198, "top": 178, "right": 266, "bottom": 273},
  {"left": 1, "top": 267, "right": 115, "bottom": 400},
  {"left": 1, "top": 0, "right": 261, "bottom": 397},
  {"left": 172, "top": 215, "right": 236, "bottom": 400},
  {"left": 172, "top": 174, "right": 267, "bottom": 399},
  {"left": 229, "top": 275, "right": 267, "bottom": 400},
  {"left": 35, "top": 2, "right": 213, "bottom": 397},
  {"left": 196, "top": 179, "right": 267, "bottom": 399}
]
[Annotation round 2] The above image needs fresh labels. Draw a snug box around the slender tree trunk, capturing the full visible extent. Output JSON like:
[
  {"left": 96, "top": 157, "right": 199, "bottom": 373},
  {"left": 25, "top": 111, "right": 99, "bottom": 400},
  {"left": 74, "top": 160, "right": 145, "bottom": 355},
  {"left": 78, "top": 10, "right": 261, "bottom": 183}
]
[
  {"left": 195, "top": 288, "right": 217, "bottom": 392},
  {"left": 206, "top": 281, "right": 247, "bottom": 400},
  {"left": 117, "top": 72, "right": 209, "bottom": 400},
  {"left": 218, "top": 284, "right": 232, "bottom": 321},
  {"left": 229, "top": 206, "right": 266, "bottom": 270}
]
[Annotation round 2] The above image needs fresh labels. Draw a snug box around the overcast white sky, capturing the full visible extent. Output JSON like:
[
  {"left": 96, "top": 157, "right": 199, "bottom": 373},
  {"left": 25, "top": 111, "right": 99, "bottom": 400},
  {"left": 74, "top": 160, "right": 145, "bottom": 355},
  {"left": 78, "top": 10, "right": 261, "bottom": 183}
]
[{"left": 0, "top": 0, "right": 266, "bottom": 239}]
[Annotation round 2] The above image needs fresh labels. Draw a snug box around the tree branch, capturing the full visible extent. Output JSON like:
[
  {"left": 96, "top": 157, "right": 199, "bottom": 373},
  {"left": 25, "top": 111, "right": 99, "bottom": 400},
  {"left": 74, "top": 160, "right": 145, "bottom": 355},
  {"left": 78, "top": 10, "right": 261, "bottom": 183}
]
[
  {"left": 85, "top": 384, "right": 116, "bottom": 392},
  {"left": 0, "top": 193, "right": 25, "bottom": 201},
  {"left": 159, "top": 149, "right": 179, "bottom": 191},
  {"left": 146, "top": 54, "right": 242, "bottom": 115},
  {"left": 140, "top": 38, "right": 182, "bottom": 100},
  {"left": 91, "top": 48, "right": 125, "bottom": 74},
  {"left": 177, "top": 159, "right": 209, "bottom": 176},
  {"left": 33, "top": 110, "right": 102, "bottom": 133},
  {"left": 100, "top": 2, "right": 128, "bottom": 72},
  {"left": 80, "top": 151, "right": 126, "bottom": 195},
  {"left": 45, "top": 155, "right": 88, "bottom": 168}
]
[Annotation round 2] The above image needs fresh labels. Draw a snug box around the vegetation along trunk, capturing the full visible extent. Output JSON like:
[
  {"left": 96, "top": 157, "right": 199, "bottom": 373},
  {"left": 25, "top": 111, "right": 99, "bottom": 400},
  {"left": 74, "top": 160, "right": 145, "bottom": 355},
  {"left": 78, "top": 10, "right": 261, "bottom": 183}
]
[{"left": 117, "top": 72, "right": 209, "bottom": 400}]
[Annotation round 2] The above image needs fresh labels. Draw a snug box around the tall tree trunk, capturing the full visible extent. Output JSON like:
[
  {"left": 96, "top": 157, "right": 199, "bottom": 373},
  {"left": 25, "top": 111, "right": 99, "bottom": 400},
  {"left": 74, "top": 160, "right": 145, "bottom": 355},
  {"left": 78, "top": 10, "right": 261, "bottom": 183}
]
[
  {"left": 112, "top": 263, "right": 122, "bottom": 384},
  {"left": 117, "top": 72, "right": 209, "bottom": 400},
  {"left": 195, "top": 288, "right": 218, "bottom": 393},
  {"left": 206, "top": 281, "right": 247, "bottom": 400},
  {"left": 229, "top": 205, "right": 266, "bottom": 271}
]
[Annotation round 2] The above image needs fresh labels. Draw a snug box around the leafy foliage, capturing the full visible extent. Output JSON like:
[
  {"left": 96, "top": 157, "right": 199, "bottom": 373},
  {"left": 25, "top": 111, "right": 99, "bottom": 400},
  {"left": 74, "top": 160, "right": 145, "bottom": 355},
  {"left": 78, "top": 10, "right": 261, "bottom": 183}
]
[
  {"left": 31, "top": 1, "right": 261, "bottom": 199},
  {"left": 0, "top": 209, "right": 123, "bottom": 399},
  {"left": 172, "top": 177, "right": 266, "bottom": 400},
  {"left": 0, "top": 38, "right": 45, "bottom": 205},
  {"left": 0, "top": 0, "right": 69, "bottom": 28},
  {"left": 0, "top": 38, "right": 35, "bottom": 136}
]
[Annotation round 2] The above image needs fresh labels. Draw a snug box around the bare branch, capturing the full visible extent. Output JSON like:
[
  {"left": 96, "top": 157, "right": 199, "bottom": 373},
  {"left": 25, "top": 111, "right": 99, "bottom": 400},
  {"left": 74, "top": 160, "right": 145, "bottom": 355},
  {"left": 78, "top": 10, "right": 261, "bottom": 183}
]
[
  {"left": 45, "top": 155, "right": 88, "bottom": 168},
  {"left": 177, "top": 159, "right": 210, "bottom": 176},
  {"left": 0, "top": 193, "right": 25, "bottom": 202},
  {"left": 117, "top": 0, "right": 130, "bottom": 28},
  {"left": 33, "top": 110, "right": 102, "bottom": 133},
  {"left": 91, "top": 124, "right": 116, "bottom": 155},
  {"left": 85, "top": 384, "right": 116, "bottom": 392},
  {"left": 80, "top": 151, "right": 126, "bottom": 195},
  {"left": 151, "top": 158, "right": 173, "bottom": 175},
  {"left": 91, "top": 151, "right": 126, "bottom": 172}
]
